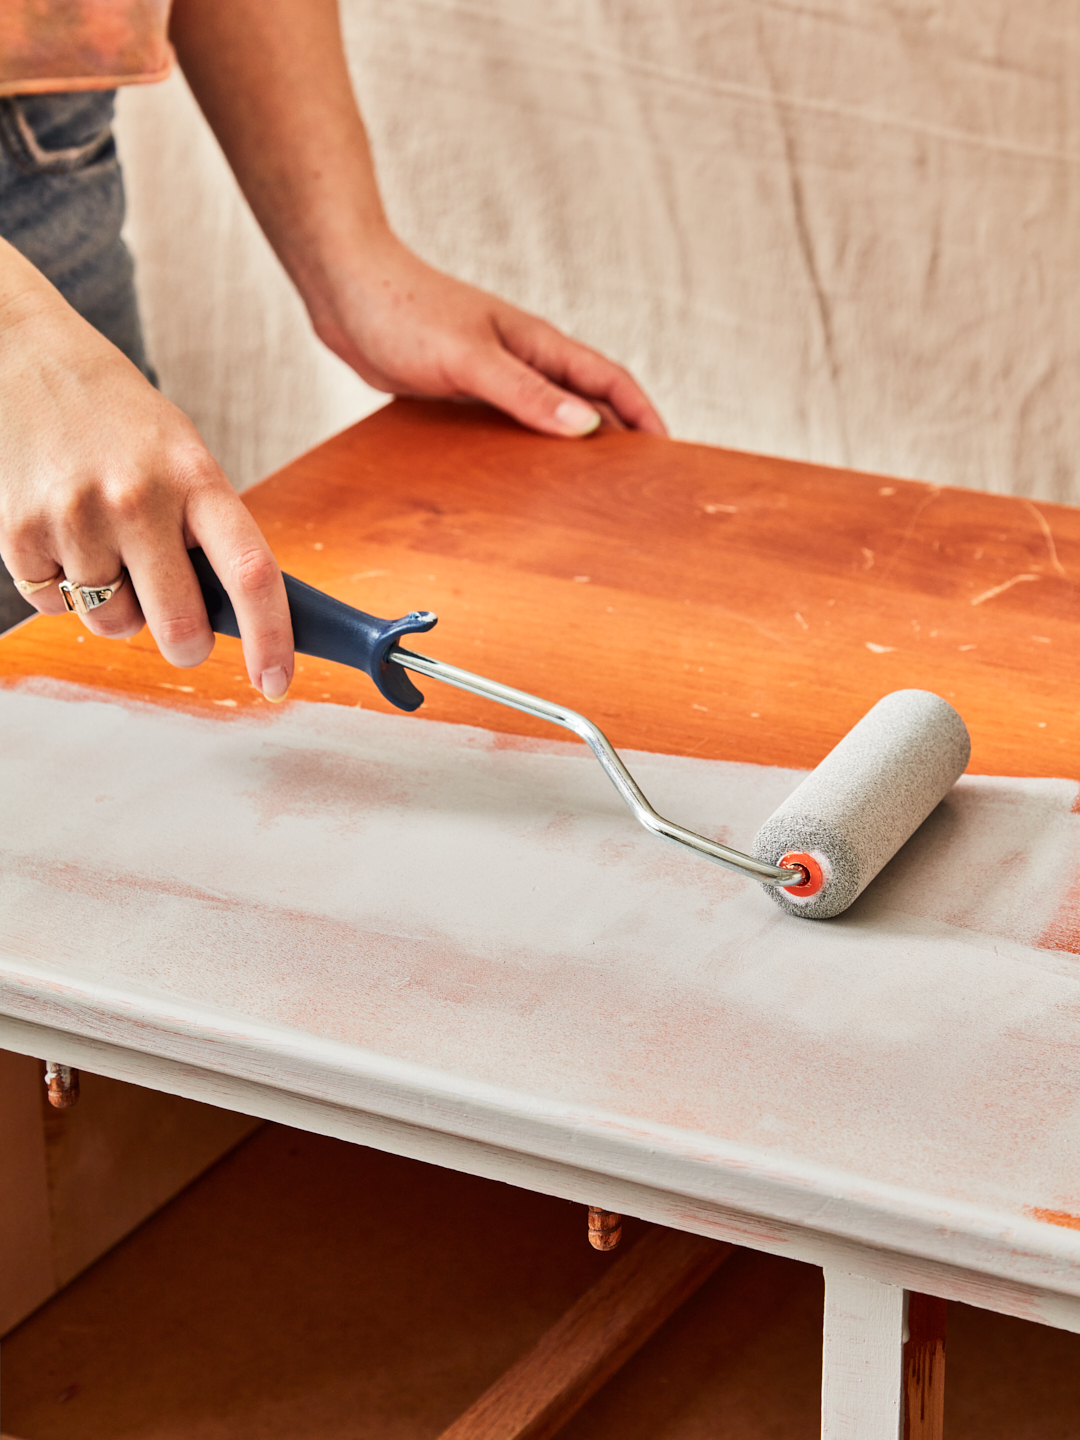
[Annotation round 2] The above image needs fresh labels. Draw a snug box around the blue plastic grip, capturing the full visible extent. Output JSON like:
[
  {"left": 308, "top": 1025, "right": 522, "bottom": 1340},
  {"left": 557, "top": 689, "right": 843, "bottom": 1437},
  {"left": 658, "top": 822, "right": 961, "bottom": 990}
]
[{"left": 188, "top": 548, "right": 438, "bottom": 712}]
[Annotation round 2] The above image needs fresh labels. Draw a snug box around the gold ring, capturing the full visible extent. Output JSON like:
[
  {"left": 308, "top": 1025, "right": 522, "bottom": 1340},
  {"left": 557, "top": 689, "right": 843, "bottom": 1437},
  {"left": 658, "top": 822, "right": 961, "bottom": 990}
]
[
  {"left": 59, "top": 571, "right": 127, "bottom": 616},
  {"left": 13, "top": 569, "right": 63, "bottom": 596}
]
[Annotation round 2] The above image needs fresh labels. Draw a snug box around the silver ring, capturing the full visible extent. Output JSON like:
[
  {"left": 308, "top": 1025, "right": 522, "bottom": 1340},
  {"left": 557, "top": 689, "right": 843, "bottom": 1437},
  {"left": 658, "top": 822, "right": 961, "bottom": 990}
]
[{"left": 59, "top": 570, "right": 127, "bottom": 616}]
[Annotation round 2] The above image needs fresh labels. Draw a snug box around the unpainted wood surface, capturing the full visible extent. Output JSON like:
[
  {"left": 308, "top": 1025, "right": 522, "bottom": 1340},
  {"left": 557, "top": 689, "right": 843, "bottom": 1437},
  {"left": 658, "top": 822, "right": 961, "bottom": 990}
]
[
  {"left": 587, "top": 1207, "right": 622, "bottom": 1251},
  {"left": 0, "top": 1050, "right": 259, "bottom": 1336},
  {"left": 439, "top": 1228, "right": 730, "bottom": 1440},
  {"left": 0, "top": 1052, "right": 53, "bottom": 1335},
  {"left": 904, "top": 1293, "right": 947, "bottom": 1440},
  {"left": 39, "top": 1070, "right": 260, "bottom": 1292},
  {"left": 0, "top": 400, "right": 1076, "bottom": 781}
]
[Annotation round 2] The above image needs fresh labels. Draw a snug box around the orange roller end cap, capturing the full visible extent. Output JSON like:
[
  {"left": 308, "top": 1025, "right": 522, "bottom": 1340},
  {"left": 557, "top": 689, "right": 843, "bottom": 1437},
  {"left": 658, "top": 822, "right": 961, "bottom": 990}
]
[{"left": 778, "top": 852, "right": 825, "bottom": 897}]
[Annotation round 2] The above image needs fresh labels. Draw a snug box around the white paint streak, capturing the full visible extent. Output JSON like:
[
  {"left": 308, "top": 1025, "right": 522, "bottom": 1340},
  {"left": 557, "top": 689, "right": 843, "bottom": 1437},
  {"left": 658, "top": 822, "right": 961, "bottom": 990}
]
[
  {"left": 970, "top": 573, "right": 1038, "bottom": 606},
  {"left": 865, "top": 642, "right": 895, "bottom": 653}
]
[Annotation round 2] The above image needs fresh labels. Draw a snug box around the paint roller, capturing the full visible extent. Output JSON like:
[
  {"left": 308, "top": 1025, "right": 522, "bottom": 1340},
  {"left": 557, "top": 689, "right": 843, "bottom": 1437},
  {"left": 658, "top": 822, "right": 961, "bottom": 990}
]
[{"left": 189, "top": 550, "right": 969, "bottom": 920}]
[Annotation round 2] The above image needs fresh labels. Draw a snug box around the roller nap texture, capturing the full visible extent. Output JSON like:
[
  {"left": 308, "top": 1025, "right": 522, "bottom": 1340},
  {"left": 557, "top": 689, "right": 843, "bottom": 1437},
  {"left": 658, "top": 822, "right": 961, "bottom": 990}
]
[{"left": 752, "top": 690, "right": 970, "bottom": 920}]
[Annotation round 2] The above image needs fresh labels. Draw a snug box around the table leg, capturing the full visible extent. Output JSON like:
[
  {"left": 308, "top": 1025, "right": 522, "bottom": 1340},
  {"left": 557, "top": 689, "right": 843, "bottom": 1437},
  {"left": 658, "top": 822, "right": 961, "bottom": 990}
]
[
  {"left": 903, "top": 1293, "right": 947, "bottom": 1440},
  {"left": 821, "top": 1270, "right": 906, "bottom": 1439},
  {"left": 822, "top": 1274, "right": 948, "bottom": 1440}
]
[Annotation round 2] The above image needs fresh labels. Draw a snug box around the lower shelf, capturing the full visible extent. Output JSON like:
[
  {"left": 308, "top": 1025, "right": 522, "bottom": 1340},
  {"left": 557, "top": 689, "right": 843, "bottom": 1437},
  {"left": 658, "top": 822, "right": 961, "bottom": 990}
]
[{"left": 3, "top": 1123, "right": 1080, "bottom": 1438}]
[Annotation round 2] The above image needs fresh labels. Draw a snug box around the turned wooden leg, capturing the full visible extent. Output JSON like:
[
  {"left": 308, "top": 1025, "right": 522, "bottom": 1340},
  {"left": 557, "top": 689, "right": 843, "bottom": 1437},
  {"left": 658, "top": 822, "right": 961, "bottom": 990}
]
[
  {"left": 587, "top": 1206, "right": 622, "bottom": 1251},
  {"left": 44, "top": 1061, "right": 80, "bottom": 1109}
]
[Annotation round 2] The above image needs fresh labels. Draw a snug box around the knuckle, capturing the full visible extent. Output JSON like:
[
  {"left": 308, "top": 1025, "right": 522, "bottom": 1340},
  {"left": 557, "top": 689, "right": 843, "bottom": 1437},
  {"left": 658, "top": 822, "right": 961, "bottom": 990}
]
[
  {"left": 496, "top": 365, "right": 555, "bottom": 412},
  {"left": 171, "top": 444, "right": 224, "bottom": 495},
  {"left": 1, "top": 524, "right": 46, "bottom": 561},
  {"left": 229, "top": 546, "right": 279, "bottom": 598},
  {"left": 108, "top": 476, "right": 155, "bottom": 525},
  {"left": 157, "top": 613, "right": 208, "bottom": 650},
  {"left": 437, "top": 342, "right": 481, "bottom": 392},
  {"left": 86, "top": 609, "right": 142, "bottom": 640},
  {"left": 514, "top": 367, "right": 549, "bottom": 399},
  {"left": 53, "top": 487, "right": 94, "bottom": 538}
]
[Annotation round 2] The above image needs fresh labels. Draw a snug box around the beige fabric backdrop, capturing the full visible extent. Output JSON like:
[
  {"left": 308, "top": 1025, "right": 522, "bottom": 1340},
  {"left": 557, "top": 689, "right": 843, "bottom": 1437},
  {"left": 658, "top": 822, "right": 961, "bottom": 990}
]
[{"left": 116, "top": 2, "right": 1080, "bottom": 502}]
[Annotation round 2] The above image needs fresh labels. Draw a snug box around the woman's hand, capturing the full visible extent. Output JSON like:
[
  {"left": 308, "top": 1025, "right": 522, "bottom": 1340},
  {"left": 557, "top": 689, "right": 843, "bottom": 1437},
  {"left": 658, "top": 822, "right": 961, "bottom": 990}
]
[
  {"left": 0, "top": 240, "right": 294, "bottom": 699},
  {"left": 309, "top": 231, "right": 667, "bottom": 438},
  {"left": 171, "top": 0, "right": 667, "bottom": 441}
]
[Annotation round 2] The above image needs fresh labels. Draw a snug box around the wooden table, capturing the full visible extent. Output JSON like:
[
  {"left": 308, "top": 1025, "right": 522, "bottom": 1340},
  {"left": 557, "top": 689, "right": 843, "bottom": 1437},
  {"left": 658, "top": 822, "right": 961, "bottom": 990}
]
[{"left": 2, "top": 400, "right": 1079, "bottom": 1437}]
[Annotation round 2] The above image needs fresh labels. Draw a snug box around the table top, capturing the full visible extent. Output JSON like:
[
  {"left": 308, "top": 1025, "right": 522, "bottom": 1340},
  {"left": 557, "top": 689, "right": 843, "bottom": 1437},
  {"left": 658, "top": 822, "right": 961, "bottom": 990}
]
[{"left": 3, "top": 400, "right": 1080, "bottom": 1299}]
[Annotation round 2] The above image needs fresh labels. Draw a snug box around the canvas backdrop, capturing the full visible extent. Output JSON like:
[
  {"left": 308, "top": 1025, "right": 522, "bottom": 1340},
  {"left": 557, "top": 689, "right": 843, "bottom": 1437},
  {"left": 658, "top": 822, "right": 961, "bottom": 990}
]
[{"left": 116, "top": 1, "right": 1080, "bottom": 502}]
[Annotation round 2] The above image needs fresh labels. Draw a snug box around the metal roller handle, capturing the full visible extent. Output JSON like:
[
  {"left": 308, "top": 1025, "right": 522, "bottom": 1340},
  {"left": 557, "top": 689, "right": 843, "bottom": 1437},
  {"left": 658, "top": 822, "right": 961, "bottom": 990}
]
[
  {"left": 389, "top": 648, "right": 808, "bottom": 890},
  {"left": 188, "top": 548, "right": 806, "bottom": 892}
]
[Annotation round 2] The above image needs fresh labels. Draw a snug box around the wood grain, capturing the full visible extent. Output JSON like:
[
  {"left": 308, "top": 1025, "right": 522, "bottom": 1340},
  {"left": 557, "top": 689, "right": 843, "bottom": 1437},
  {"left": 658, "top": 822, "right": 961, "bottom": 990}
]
[
  {"left": 904, "top": 1293, "right": 947, "bottom": 1440},
  {"left": 0, "top": 399, "right": 1076, "bottom": 782},
  {"left": 0, "top": 1052, "right": 54, "bottom": 1336},
  {"left": 39, "top": 1071, "right": 260, "bottom": 1292},
  {"left": 437, "top": 1227, "right": 731, "bottom": 1440},
  {"left": 0, "top": 1048, "right": 260, "bottom": 1337},
  {"left": 588, "top": 1207, "right": 622, "bottom": 1251}
]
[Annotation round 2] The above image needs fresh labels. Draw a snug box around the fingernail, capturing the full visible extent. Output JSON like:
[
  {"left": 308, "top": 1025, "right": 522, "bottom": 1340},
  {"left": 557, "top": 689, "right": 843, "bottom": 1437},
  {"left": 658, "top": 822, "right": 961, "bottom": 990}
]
[
  {"left": 554, "top": 398, "right": 601, "bottom": 436},
  {"left": 260, "top": 666, "right": 290, "bottom": 702}
]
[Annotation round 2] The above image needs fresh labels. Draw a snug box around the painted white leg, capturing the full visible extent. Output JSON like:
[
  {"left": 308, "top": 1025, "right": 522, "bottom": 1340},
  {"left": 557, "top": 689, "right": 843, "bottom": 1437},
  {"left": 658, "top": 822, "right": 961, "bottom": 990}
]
[{"left": 821, "top": 1269, "right": 906, "bottom": 1440}]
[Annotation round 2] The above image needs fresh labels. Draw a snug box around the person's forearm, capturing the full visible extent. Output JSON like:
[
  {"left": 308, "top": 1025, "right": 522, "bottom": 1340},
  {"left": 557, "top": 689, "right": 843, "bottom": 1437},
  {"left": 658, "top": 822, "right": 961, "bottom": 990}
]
[
  {"left": 169, "top": 0, "right": 387, "bottom": 331},
  {"left": 171, "top": 0, "right": 667, "bottom": 435}
]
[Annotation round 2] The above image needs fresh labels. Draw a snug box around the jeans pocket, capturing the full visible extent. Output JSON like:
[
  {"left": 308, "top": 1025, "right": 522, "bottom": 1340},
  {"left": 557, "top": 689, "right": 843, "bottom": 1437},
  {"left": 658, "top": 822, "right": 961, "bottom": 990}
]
[{"left": 0, "top": 93, "right": 114, "bottom": 176}]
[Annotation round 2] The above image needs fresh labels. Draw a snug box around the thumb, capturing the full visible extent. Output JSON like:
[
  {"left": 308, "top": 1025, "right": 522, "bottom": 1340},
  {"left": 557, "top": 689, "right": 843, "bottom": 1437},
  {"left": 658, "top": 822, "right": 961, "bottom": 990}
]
[{"left": 461, "top": 346, "right": 602, "bottom": 438}]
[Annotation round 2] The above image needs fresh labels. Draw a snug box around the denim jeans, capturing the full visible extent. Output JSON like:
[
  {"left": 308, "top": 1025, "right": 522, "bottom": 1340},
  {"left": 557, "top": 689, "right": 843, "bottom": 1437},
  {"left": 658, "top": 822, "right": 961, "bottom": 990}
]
[
  {"left": 0, "top": 89, "right": 152, "bottom": 374},
  {"left": 0, "top": 88, "right": 152, "bottom": 630}
]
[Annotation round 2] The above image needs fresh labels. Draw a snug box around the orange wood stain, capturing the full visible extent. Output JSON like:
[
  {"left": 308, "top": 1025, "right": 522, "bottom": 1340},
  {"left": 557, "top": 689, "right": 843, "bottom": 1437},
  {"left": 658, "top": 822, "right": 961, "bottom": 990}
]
[
  {"left": 1, "top": 399, "right": 1077, "bottom": 782},
  {"left": 1027, "top": 1208, "right": 1080, "bottom": 1231},
  {"left": 903, "top": 1293, "right": 947, "bottom": 1440},
  {"left": 1037, "top": 885, "right": 1080, "bottom": 955}
]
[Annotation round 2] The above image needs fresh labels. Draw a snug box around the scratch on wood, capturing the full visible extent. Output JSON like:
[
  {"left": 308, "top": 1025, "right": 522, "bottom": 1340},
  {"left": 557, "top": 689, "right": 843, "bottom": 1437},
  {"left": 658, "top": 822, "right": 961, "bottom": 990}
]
[
  {"left": 970, "top": 574, "right": 1038, "bottom": 607},
  {"left": 1021, "top": 500, "right": 1068, "bottom": 581}
]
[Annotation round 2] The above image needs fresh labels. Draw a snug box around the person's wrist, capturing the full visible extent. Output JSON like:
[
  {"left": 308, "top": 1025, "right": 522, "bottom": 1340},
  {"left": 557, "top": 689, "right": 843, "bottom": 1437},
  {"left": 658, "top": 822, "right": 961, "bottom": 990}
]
[{"left": 288, "top": 214, "right": 400, "bottom": 348}]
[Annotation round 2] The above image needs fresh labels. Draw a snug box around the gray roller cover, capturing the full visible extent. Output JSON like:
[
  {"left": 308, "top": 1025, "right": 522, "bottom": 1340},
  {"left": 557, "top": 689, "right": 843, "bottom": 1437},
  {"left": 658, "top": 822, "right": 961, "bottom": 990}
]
[{"left": 752, "top": 689, "right": 970, "bottom": 920}]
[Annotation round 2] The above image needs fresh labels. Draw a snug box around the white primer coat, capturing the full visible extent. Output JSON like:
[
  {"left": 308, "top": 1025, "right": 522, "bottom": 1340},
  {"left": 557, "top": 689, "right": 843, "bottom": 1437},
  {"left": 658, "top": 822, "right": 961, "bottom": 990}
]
[
  {"left": 2, "top": 685, "right": 1080, "bottom": 1305},
  {"left": 821, "top": 1272, "right": 906, "bottom": 1440}
]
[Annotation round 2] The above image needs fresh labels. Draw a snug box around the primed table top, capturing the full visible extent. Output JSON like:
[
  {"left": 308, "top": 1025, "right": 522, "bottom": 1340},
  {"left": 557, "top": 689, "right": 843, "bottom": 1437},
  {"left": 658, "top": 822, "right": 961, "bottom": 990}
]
[{"left": 2, "top": 401, "right": 1079, "bottom": 1312}]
